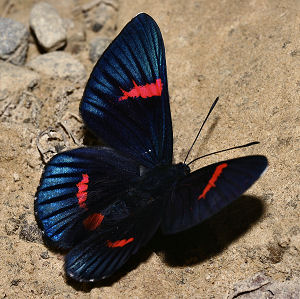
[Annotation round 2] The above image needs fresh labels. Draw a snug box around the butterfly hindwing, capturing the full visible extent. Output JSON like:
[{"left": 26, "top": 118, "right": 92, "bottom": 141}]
[
  {"left": 161, "top": 155, "right": 268, "bottom": 234},
  {"left": 66, "top": 198, "right": 163, "bottom": 282},
  {"left": 80, "top": 13, "right": 172, "bottom": 168},
  {"left": 35, "top": 147, "right": 140, "bottom": 249}
]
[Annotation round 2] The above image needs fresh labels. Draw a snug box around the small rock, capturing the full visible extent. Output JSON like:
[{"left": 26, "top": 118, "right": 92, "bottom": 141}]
[
  {"left": 11, "top": 279, "right": 21, "bottom": 286},
  {"left": 30, "top": 2, "right": 66, "bottom": 51},
  {"left": 87, "top": 2, "right": 118, "bottom": 35},
  {"left": 27, "top": 52, "right": 86, "bottom": 80},
  {"left": 64, "top": 20, "right": 86, "bottom": 54},
  {"left": 0, "top": 17, "right": 29, "bottom": 65},
  {"left": 13, "top": 173, "right": 20, "bottom": 182},
  {"left": 19, "top": 221, "right": 43, "bottom": 243},
  {"left": 36, "top": 128, "right": 67, "bottom": 163},
  {"left": 68, "top": 23, "right": 86, "bottom": 42},
  {"left": 5, "top": 218, "right": 20, "bottom": 235},
  {"left": 89, "top": 37, "right": 111, "bottom": 62},
  {"left": 278, "top": 236, "right": 290, "bottom": 248},
  {"left": 0, "top": 62, "right": 39, "bottom": 95},
  {"left": 40, "top": 251, "right": 49, "bottom": 259}
]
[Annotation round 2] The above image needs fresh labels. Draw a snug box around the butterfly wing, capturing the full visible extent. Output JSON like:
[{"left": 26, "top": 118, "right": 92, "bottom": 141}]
[
  {"left": 66, "top": 198, "right": 163, "bottom": 282},
  {"left": 80, "top": 13, "right": 172, "bottom": 168},
  {"left": 161, "top": 155, "right": 268, "bottom": 234},
  {"left": 35, "top": 147, "right": 140, "bottom": 249}
]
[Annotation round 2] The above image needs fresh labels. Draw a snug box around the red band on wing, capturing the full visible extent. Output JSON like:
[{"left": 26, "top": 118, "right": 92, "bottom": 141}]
[
  {"left": 119, "top": 79, "right": 163, "bottom": 101},
  {"left": 198, "top": 163, "right": 228, "bottom": 200},
  {"left": 77, "top": 174, "right": 89, "bottom": 209},
  {"left": 83, "top": 213, "right": 104, "bottom": 231},
  {"left": 107, "top": 238, "right": 134, "bottom": 248}
]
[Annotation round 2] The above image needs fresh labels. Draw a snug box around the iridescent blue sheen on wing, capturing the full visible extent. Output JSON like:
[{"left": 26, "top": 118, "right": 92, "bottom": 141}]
[
  {"left": 35, "top": 147, "right": 140, "bottom": 249},
  {"left": 80, "top": 13, "right": 172, "bottom": 168},
  {"left": 161, "top": 156, "right": 268, "bottom": 234}
]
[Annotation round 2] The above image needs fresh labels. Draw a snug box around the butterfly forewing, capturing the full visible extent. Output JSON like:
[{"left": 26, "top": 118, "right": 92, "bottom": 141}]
[
  {"left": 161, "top": 156, "right": 268, "bottom": 234},
  {"left": 81, "top": 13, "right": 172, "bottom": 168}
]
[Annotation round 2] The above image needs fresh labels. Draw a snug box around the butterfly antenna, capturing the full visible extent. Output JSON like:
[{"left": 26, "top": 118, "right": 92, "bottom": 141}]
[
  {"left": 187, "top": 141, "right": 259, "bottom": 166},
  {"left": 183, "top": 97, "right": 219, "bottom": 164}
]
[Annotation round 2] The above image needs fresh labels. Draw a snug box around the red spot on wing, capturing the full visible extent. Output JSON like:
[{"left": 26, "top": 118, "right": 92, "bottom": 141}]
[
  {"left": 77, "top": 174, "right": 89, "bottom": 209},
  {"left": 119, "top": 79, "right": 163, "bottom": 101},
  {"left": 107, "top": 238, "right": 134, "bottom": 248},
  {"left": 83, "top": 213, "right": 104, "bottom": 230},
  {"left": 198, "top": 163, "right": 228, "bottom": 200}
]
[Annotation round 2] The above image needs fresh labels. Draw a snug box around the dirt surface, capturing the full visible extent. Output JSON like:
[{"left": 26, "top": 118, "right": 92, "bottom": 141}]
[{"left": 0, "top": 0, "right": 299, "bottom": 298}]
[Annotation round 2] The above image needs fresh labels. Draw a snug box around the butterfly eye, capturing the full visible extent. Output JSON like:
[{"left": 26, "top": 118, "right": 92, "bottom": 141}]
[
  {"left": 177, "top": 162, "right": 190, "bottom": 176},
  {"left": 183, "top": 164, "right": 190, "bottom": 175}
]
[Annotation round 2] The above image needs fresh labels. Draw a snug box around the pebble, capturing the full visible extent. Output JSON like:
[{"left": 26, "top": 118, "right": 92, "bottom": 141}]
[
  {"left": 88, "top": 2, "right": 118, "bottom": 34},
  {"left": 19, "top": 221, "right": 43, "bottom": 243},
  {"left": 0, "top": 17, "right": 29, "bottom": 65},
  {"left": 13, "top": 173, "right": 20, "bottom": 182},
  {"left": 4, "top": 218, "right": 20, "bottom": 235},
  {"left": 64, "top": 19, "right": 86, "bottom": 54},
  {"left": 40, "top": 251, "right": 49, "bottom": 259},
  {"left": 89, "top": 37, "right": 111, "bottom": 62},
  {"left": 30, "top": 2, "right": 67, "bottom": 51},
  {"left": 0, "top": 62, "right": 39, "bottom": 95},
  {"left": 27, "top": 52, "right": 86, "bottom": 80},
  {"left": 64, "top": 19, "right": 86, "bottom": 42}
]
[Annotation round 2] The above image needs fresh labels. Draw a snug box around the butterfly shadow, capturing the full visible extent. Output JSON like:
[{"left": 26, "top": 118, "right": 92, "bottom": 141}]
[{"left": 151, "top": 195, "right": 265, "bottom": 267}]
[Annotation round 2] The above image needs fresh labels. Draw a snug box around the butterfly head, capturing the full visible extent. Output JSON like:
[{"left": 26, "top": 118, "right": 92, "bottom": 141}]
[{"left": 177, "top": 162, "right": 190, "bottom": 176}]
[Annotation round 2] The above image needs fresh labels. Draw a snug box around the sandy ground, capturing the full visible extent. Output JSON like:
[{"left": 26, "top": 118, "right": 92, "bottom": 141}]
[{"left": 0, "top": 0, "right": 299, "bottom": 298}]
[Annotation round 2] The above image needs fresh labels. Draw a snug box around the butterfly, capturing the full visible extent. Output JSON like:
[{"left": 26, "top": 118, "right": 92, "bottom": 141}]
[{"left": 35, "top": 13, "right": 268, "bottom": 282}]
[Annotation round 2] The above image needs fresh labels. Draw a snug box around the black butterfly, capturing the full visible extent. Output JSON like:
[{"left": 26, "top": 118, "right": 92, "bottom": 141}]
[{"left": 35, "top": 13, "right": 268, "bottom": 282}]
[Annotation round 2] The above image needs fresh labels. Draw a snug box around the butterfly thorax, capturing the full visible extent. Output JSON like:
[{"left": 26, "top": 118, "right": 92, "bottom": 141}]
[{"left": 136, "top": 162, "right": 190, "bottom": 197}]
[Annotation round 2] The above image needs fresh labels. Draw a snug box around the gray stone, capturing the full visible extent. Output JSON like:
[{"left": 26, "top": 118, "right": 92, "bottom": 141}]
[
  {"left": 64, "top": 19, "right": 86, "bottom": 42},
  {"left": 27, "top": 51, "right": 86, "bottom": 80},
  {"left": 64, "top": 19, "right": 86, "bottom": 54},
  {"left": 0, "top": 17, "right": 29, "bottom": 65},
  {"left": 89, "top": 37, "right": 111, "bottom": 62},
  {"left": 0, "top": 62, "right": 39, "bottom": 95},
  {"left": 227, "top": 273, "right": 300, "bottom": 299},
  {"left": 87, "top": 2, "right": 118, "bottom": 35},
  {"left": 30, "top": 2, "right": 66, "bottom": 51}
]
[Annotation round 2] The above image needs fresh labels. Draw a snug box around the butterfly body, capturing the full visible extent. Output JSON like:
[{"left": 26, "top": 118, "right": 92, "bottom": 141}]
[
  {"left": 134, "top": 162, "right": 190, "bottom": 194},
  {"left": 35, "top": 13, "right": 268, "bottom": 282}
]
